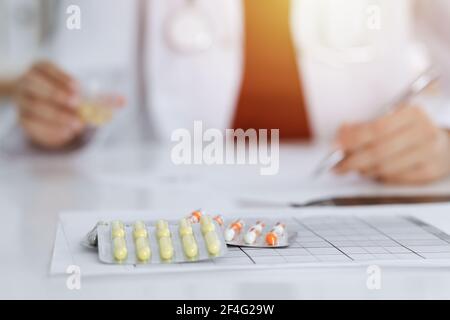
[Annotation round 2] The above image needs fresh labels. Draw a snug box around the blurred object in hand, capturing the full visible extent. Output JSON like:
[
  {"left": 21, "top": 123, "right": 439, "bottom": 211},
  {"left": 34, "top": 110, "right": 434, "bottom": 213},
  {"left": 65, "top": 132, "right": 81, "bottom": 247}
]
[
  {"left": 76, "top": 71, "right": 125, "bottom": 128},
  {"left": 78, "top": 94, "right": 124, "bottom": 127}
]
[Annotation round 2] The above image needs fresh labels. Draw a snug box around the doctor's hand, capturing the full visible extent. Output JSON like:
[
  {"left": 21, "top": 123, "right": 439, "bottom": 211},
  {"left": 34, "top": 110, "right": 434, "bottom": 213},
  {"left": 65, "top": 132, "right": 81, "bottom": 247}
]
[
  {"left": 334, "top": 106, "right": 450, "bottom": 185},
  {"left": 14, "top": 61, "right": 86, "bottom": 149}
]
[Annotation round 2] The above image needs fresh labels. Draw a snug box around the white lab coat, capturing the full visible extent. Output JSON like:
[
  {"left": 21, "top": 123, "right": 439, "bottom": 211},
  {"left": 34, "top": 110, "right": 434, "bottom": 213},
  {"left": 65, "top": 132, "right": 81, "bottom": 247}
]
[
  {"left": 2, "top": 0, "right": 450, "bottom": 144},
  {"left": 0, "top": 0, "right": 42, "bottom": 76}
]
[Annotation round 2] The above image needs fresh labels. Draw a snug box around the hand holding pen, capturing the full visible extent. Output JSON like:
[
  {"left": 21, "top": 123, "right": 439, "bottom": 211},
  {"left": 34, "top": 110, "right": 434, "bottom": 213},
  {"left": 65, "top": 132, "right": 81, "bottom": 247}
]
[{"left": 315, "top": 68, "right": 450, "bottom": 185}]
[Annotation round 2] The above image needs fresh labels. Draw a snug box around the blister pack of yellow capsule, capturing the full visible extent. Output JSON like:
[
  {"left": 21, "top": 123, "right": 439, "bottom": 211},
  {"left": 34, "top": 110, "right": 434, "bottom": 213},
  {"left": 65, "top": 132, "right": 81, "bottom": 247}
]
[
  {"left": 78, "top": 100, "right": 114, "bottom": 127},
  {"left": 223, "top": 218, "right": 294, "bottom": 248},
  {"left": 96, "top": 215, "right": 228, "bottom": 264},
  {"left": 76, "top": 73, "right": 124, "bottom": 128}
]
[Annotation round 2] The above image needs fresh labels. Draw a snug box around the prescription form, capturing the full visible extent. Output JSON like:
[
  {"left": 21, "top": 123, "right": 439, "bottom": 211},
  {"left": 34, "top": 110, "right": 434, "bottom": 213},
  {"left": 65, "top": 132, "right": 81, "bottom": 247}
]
[{"left": 51, "top": 205, "right": 450, "bottom": 276}]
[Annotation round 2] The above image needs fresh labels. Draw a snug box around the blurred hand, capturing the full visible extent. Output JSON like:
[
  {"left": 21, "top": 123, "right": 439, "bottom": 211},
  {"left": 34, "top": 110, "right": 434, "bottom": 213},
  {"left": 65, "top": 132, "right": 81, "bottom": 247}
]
[
  {"left": 14, "top": 61, "right": 86, "bottom": 149},
  {"left": 334, "top": 106, "right": 450, "bottom": 185}
]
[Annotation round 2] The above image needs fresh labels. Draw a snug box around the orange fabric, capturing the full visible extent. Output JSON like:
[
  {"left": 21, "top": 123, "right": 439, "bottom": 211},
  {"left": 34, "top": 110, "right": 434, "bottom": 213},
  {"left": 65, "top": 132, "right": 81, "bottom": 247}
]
[{"left": 233, "top": 0, "right": 312, "bottom": 139}]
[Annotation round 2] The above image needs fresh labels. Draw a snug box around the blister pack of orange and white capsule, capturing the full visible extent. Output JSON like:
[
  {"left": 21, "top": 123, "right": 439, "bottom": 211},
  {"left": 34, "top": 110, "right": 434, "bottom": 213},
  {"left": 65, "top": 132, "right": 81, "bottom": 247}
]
[
  {"left": 95, "top": 211, "right": 228, "bottom": 265},
  {"left": 223, "top": 219, "right": 293, "bottom": 248}
]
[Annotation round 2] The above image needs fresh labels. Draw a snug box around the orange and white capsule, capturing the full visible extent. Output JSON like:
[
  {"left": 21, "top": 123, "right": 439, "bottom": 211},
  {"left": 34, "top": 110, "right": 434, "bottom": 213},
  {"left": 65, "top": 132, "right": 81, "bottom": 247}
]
[
  {"left": 188, "top": 210, "right": 203, "bottom": 224},
  {"left": 244, "top": 221, "right": 265, "bottom": 244},
  {"left": 224, "top": 219, "right": 245, "bottom": 241},
  {"left": 265, "top": 222, "right": 286, "bottom": 246},
  {"left": 213, "top": 215, "right": 224, "bottom": 227}
]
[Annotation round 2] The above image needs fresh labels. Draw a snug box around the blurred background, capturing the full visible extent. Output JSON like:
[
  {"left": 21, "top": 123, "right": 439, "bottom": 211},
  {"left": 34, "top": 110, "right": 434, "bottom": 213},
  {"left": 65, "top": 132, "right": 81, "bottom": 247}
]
[
  {"left": 4, "top": 1, "right": 450, "bottom": 300},
  {"left": 1, "top": 0, "right": 450, "bottom": 182},
  {"left": 1, "top": 0, "right": 450, "bottom": 147}
]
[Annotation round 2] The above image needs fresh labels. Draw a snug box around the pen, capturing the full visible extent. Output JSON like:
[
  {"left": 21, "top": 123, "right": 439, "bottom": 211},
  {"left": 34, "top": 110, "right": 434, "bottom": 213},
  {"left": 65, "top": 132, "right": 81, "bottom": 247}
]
[
  {"left": 238, "top": 194, "right": 450, "bottom": 208},
  {"left": 312, "top": 67, "right": 441, "bottom": 177}
]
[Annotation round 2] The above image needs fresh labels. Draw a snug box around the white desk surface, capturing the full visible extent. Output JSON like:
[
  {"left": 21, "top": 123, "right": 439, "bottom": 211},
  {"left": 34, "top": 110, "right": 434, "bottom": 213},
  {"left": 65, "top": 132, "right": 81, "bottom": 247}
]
[{"left": 2, "top": 143, "right": 450, "bottom": 300}]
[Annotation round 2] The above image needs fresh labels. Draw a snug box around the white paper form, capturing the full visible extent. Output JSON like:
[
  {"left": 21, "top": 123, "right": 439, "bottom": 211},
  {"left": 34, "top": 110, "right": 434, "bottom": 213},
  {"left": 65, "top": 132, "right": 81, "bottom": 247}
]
[
  {"left": 72, "top": 144, "right": 450, "bottom": 208},
  {"left": 51, "top": 205, "right": 450, "bottom": 276},
  {"left": 237, "top": 173, "right": 450, "bottom": 208}
]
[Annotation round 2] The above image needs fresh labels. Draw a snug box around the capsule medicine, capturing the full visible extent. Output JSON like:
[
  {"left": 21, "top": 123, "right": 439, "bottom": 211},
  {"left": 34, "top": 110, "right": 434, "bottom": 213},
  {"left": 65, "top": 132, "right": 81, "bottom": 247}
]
[
  {"left": 98, "top": 215, "right": 228, "bottom": 265},
  {"left": 182, "top": 234, "right": 199, "bottom": 258},
  {"left": 179, "top": 218, "right": 193, "bottom": 237},
  {"left": 188, "top": 210, "right": 203, "bottom": 224},
  {"left": 244, "top": 221, "right": 265, "bottom": 244},
  {"left": 78, "top": 102, "right": 114, "bottom": 127},
  {"left": 159, "top": 236, "right": 174, "bottom": 260},
  {"left": 156, "top": 219, "right": 171, "bottom": 239},
  {"left": 213, "top": 215, "right": 224, "bottom": 226},
  {"left": 265, "top": 222, "right": 286, "bottom": 246},
  {"left": 111, "top": 220, "right": 125, "bottom": 239},
  {"left": 204, "top": 230, "right": 221, "bottom": 256},
  {"left": 200, "top": 215, "right": 215, "bottom": 235},
  {"left": 156, "top": 219, "right": 169, "bottom": 230},
  {"left": 113, "top": 237, "right": 128, "bottom": 261},
  {"left": 133, "top": 220, "right": 148, "bottom": 239},
  {"left": 224, "top": 219, "right": 245, "bottom": 241},
  {"left": 135, "top": 237, "right": 151, "bottom": 261}
]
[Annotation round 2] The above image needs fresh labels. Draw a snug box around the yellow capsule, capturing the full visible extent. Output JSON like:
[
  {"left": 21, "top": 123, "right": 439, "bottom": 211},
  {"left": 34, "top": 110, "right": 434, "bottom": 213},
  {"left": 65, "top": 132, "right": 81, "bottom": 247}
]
[
  {"left": 179, "top": 218, "right": 193, "bottom": 237},
  {"left": 135, "top": 237, "right": 151, "bottom": 262},
  {"left": 111, "top": 220, "right": 125, "bottom": 239},
  {"left": 200, "top": 215, "right": 215, "bottom": 235},
  {"left": 204, "top": 231, "right": 221, "bottom": 256},
  {"left": 156, "top": 219, "right": 169, "bottom": 230},
  {"left": 133, "top": 220, "right": 148, "bottom": 239},
  {"left": 159, "top": 237, "right": 174, "bottom": 261},
  {"left": 157, "top": 228, "right": 171, "bottom": 239},
  {"left": 156, "top": 220, "right": 171, "bottom": 239},
  {"left": 182, "top": 234, "right": 198, "bottom": 259},
  {"left": 113, "top": 237, "right": 128, "bottom": 261},
  {"left": 78, "top": 103, "right": 113, "bottom": 127}
]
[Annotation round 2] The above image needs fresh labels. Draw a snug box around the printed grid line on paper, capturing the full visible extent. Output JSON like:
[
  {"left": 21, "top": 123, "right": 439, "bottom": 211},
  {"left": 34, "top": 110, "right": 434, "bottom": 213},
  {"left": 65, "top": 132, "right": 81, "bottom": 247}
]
[{"left": 209, "top": 216, "right": 450, "bottom": 266}]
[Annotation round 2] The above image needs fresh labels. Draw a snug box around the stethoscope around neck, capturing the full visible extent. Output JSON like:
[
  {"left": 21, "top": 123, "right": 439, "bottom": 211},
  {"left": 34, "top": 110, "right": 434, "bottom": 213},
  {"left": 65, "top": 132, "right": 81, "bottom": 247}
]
[
  {"left": 164, "top": 0, "right": 215, "bottom": 54},
  {"left": 42, "top": 0, "right": 378, "bottom": 64},
  {"left": 164, "top": 0, "right": 379, "bottom": 65}
]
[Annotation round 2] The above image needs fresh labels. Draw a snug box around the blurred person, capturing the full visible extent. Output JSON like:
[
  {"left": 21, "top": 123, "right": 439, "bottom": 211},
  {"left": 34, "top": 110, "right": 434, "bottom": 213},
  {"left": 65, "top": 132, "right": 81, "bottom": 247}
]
[
  {"left": 2, "top": 0, "right": 450, "bottom": 184},
  {"left": 0, "top": 79, "right": 16, "bottom": 98},
  {"left": 12, "top": 62, "right": 87, "bottom": 148}
]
